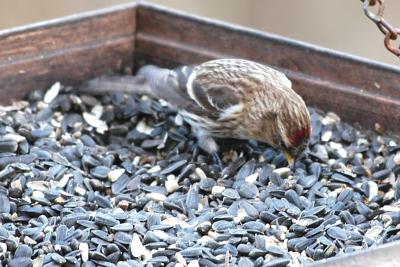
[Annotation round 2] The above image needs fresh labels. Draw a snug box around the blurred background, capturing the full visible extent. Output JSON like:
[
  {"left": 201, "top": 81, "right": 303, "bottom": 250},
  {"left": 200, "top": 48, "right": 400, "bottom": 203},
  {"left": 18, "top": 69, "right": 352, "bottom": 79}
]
[{"left": 0, "top": 0, "right": 399, "bottom": 66}]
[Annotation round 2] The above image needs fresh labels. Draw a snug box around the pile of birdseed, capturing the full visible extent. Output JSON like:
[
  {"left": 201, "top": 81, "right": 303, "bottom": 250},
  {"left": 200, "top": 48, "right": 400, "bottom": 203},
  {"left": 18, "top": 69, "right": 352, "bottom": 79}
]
[{"left": 0, "top": 81, "right": 400, "bottom": 267}]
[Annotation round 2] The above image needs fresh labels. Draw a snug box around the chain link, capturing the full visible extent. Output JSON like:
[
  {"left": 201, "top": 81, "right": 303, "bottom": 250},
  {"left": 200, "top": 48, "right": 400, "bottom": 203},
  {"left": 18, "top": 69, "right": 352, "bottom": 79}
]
[{"left": 361, "top": 0, "right": 400, "bottom": 57}]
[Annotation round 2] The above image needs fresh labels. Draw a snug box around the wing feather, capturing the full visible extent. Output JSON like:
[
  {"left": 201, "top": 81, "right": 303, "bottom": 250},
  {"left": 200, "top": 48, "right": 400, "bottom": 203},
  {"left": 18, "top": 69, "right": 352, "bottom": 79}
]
[{"left": 186, "top": 73, "right": 241, "bottom": 120}]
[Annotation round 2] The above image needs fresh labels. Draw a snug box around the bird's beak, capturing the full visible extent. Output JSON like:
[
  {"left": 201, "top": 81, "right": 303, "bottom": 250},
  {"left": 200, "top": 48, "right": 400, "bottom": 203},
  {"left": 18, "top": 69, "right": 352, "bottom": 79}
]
[{"left": 284, "top": 150, "right": 295, "bottom": 167}]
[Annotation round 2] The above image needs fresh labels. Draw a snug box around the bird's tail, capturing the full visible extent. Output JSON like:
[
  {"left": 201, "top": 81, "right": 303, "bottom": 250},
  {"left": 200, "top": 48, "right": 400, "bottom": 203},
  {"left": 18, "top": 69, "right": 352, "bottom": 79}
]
[
  {"left": 77, "top": 75, "right": 151, "bottom": 96},
  {"left": 77, "top": 65, "right": 171, "bottom": 98},
  {"left": 136, "top": 65, "right": 181, "bottom": 100},
  {"left": 78, "top": 65, "right": 192, "bottom": 111}
]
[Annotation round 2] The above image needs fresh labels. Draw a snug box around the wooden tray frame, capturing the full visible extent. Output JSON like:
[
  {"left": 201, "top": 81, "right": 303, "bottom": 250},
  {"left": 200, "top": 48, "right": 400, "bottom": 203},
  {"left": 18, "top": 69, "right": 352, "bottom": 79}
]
[{"left": 0, "top": 2, "right": 399, "bottom": 266}]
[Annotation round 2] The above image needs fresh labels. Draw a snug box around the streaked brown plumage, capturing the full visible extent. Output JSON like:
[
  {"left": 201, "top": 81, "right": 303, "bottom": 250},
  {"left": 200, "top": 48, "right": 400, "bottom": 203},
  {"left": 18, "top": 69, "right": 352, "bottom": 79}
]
[{"left": 81, "top": 58, "right": 311, "bottom": 165}]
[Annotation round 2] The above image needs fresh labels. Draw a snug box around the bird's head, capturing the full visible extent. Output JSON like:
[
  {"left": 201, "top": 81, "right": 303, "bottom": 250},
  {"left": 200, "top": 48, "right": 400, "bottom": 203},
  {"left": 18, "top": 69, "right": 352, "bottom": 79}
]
[
  {"left": 277, "top": 98, "right": 311, "bottom": 166},
  {"left": 251, "top": 92, "right": 311, "bottom": 167},
  {"left": 281, "top": 124, "right": 311, "bottom": 166}
]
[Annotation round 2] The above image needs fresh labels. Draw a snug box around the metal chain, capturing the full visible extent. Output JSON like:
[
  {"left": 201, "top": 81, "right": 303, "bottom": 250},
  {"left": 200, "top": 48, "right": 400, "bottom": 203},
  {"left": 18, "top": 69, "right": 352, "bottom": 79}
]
[{"left": 361, "top": 0, "right": 400, "bottom": 57}]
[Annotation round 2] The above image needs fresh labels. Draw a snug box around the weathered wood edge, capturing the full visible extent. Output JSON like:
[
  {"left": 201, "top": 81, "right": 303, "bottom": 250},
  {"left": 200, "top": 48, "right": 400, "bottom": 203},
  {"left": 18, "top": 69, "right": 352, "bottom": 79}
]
[
  {"left": 0, "top": 2, "right": 138, "bottom": 105},
  {"left": 135, "top": 1, "right": 400, "bottom": 74},
  {"left": 308, "top": 239, "right": 400, "bottom": 267},
  {"left": 0, "top": 2, "right": 138, "bottom": 38}
]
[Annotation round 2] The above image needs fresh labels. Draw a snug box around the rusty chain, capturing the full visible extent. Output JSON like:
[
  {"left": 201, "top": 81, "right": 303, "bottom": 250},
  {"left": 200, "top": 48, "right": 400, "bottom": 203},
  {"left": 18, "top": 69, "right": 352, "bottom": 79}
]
[{"left": 361, "top": 0, "right": 400, "bottom": 57}]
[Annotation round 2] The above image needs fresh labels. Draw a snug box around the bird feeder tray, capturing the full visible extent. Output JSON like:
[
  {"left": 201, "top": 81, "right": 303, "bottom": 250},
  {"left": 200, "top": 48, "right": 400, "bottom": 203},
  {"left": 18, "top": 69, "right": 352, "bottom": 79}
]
[{"left": 1, "top": 2, "right": 400, "bottom": 266}]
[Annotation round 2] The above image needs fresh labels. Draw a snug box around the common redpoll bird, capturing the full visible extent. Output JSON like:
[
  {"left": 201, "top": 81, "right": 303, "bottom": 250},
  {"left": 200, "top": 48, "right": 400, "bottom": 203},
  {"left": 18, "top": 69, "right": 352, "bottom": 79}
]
[{"left": 80, "top": 59, "right": 311, "bottom": 166}]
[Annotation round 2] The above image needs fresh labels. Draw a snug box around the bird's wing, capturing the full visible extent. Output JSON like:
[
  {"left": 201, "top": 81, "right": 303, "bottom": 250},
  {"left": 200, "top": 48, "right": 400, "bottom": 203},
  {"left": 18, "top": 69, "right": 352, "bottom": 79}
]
[
  {"left": 142, "top": 65, "right": 242, "bottom": 119},
  {"left": 183, "top": 70, "right": 243, "bottom": 121},
  {"left": 189, "top": 81, "right": 240, "bottom": 112}
]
